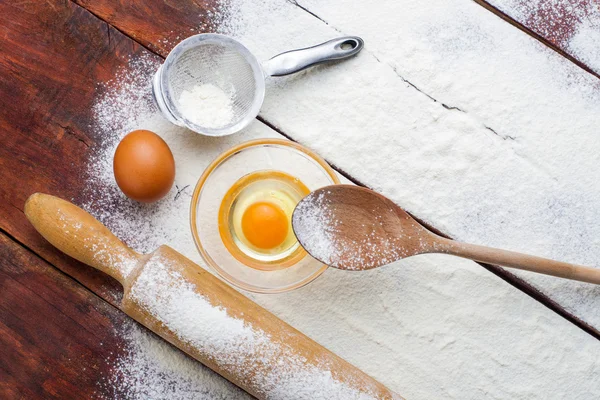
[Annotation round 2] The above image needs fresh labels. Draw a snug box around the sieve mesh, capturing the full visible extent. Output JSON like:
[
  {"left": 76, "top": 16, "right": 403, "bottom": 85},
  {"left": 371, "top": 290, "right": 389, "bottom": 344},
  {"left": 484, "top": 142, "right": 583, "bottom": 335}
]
[{"left": 166, "top": 41, "right": 261, "bottom": 131}]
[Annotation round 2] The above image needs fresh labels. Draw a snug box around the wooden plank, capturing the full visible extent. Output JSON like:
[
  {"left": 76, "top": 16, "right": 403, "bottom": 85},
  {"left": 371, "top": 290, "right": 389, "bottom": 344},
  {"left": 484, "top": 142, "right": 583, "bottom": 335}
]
[
  {"left": 477, "top": 0, "right": 600, "bottom": 77},
  {"left": 72, "top": 0, "right": 211, "bottom": 57},
  {"left": 0, "top": 0, "right": 162, "bottom": 306},
  {"left": 73, "top": 0, "right": 600, "bottom": 79},
  {"left": 0, "top": 232, "right": 129, "bottom": 399},
  {"left": 73, "top": 0, "right": 215, "bottom": 57}
]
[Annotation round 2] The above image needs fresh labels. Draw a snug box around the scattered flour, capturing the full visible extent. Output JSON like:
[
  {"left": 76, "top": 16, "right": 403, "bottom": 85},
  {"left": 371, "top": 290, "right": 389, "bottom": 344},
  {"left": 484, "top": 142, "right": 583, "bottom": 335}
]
[
  {"left": 489, "top": 0, "right": 600, "bottom": 73},
  {"left": 83, "top": 0, "right": 600, "bottom": 399},
  {"left": 85, "top": 55, "right": 275, "bottom": 257},
  {"left": 100, "top": 322, "right": 250, "bottom": 400},
  {"left": 568, "top": 19, "right": 600, "bottom": 70},
  {"left": 177, "top": 83, "right": 234, "bottom": 128}
]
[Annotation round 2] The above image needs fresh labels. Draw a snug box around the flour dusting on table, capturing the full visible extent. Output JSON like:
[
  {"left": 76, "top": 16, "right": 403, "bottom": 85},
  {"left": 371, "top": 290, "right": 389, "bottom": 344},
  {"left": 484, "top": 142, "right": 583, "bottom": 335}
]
[
  {"left": 230, "top": 0, "right": 600, "bottom": 330},
  {"left": 85, "top": 54, "right": 386, "bottom": 399},
  {"left": 100, "top": 322, "right": 249, "bottom": 399},
  {"left": 84, "top": 0, "right": 600, "bottom": 398},
  {"left": 86, "top": 58, "right": 258, "bottom": 397},
  {"left": 85, "top": 55, "right": 262, "bottom": 257}
]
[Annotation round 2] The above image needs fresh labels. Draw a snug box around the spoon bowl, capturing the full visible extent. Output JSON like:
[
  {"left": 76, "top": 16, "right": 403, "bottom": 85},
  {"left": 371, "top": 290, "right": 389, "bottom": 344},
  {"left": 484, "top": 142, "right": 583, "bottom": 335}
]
[
  {"left": 292, "top": 185, "right": 600, "bottom": 284},
  {"left": 292, "top": 185, "right": 435, "bottom": 270}
]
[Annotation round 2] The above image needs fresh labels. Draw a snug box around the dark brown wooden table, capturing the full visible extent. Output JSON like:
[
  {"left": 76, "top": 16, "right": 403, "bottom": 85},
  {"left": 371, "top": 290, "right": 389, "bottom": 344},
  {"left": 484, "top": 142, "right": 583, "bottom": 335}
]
[{"left": 1, "top": 1, "right": 598, "bottom": 398}]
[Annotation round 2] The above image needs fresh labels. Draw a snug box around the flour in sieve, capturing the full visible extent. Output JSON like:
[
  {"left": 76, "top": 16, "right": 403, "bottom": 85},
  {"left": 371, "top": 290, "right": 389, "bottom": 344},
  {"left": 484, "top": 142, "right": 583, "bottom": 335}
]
[{"left": 178, "top": 83, "right": 234, "bottom": 128}]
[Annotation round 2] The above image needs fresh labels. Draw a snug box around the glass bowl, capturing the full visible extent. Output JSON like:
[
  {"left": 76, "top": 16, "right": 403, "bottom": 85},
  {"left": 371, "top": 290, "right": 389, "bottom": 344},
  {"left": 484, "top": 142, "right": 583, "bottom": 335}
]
[{"left": 190, "top": 139, "right": 340, "bottom": 293}]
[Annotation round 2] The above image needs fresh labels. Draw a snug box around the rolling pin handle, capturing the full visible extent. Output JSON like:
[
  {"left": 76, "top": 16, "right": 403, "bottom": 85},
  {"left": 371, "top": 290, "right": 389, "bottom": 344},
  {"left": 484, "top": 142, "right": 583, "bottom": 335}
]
[{"left": 24, "top": 193, "right": 141, "bottom": 284}]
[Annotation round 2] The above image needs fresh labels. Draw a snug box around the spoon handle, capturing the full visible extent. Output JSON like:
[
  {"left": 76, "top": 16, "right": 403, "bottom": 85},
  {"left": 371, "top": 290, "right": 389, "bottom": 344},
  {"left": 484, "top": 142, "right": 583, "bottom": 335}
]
[{"left": 436, "top": 238, "right": 600, "bottom": 284}]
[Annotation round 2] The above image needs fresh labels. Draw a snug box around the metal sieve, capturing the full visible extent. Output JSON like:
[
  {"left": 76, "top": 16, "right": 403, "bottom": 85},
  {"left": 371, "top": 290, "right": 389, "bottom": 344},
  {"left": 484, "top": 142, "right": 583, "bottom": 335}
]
[{"left": 152, "top": 34, "right": 364, "bottom": 137}]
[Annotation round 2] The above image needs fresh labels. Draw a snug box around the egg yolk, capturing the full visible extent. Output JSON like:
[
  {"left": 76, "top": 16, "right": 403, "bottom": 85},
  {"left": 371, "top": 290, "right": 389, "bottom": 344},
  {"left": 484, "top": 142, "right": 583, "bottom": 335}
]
[{"left": 241, "top": 201, "right": 289, "bottom": 249}]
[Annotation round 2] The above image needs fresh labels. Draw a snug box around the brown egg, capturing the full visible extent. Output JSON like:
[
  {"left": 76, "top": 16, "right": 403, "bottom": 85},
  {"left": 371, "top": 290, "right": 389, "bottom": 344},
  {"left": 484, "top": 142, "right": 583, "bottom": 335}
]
[{"left": 113, "top": 130, "right": 175, "bottom": 203}]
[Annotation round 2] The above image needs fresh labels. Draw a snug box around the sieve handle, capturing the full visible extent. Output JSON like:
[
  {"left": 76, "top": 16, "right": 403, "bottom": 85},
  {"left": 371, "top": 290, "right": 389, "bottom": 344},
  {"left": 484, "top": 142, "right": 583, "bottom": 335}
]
[{"left": 262, "top": 36, "right": 364, "bottom": 77}]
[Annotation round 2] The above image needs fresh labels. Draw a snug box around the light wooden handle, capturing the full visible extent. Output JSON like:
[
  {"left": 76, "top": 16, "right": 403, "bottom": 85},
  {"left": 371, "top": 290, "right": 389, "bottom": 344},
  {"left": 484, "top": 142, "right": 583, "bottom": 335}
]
[
  {"left": 438, "top": 238, "right": 600, "bottom": 284},
  {"left": 24, "top": 193, "right": 141, "bottom": 284}
]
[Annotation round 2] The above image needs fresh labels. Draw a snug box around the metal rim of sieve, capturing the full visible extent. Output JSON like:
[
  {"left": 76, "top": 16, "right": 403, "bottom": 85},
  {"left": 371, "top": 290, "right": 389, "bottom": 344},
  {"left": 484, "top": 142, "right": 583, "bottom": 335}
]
[{"left": 159, "top": 34, "right": 266, "bottom": 137}]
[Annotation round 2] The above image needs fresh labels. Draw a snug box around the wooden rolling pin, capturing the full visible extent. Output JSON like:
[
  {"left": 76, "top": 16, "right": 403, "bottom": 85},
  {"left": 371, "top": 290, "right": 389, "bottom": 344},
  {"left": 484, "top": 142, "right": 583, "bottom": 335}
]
[{"left": 25, "top": 193, "right": 401, "bottom": 400}]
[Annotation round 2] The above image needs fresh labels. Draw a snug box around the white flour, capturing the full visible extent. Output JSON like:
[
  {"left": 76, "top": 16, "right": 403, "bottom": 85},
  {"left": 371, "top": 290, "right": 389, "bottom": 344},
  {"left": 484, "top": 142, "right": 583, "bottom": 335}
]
[
  {"left": 568, "top": 20, "right": 600, "bottom": 70},
  {"left": 292, "top": 191, "right": 405, "bottom": 269},
  {"left": 87, "top": 58, "right": 389, "bottom": 400},
  {"left": 100, "top": 322, "right": 250, "bottom": 399},
  {"left": 85, "top": 1, "right": 600, "bottom": 399},
  {"left": 178, "top": 83, "right": 234, "bottom": 128},
  {"left": 291, "top": 192, "right": 338, "bottom": 265}
]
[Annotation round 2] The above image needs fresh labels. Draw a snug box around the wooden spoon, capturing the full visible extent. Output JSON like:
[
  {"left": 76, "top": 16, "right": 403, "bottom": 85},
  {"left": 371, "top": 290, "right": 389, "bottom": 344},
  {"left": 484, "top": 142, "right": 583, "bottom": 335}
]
[{"left": 292, "top": 185, "right": 600, "bottom": 284}]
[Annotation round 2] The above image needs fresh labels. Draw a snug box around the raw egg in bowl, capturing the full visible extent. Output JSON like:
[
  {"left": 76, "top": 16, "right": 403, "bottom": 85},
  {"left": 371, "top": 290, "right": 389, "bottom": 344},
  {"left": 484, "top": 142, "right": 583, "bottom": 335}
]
[{"left": 191, "top": 139, "right": 340, "bottom": 293}]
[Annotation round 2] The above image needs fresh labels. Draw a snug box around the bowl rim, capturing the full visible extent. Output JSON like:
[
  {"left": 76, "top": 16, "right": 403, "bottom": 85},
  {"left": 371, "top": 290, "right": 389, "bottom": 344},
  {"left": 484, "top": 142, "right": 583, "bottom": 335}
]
[{"left": 190, "top": 138, "right": 341, "bottom": 293}]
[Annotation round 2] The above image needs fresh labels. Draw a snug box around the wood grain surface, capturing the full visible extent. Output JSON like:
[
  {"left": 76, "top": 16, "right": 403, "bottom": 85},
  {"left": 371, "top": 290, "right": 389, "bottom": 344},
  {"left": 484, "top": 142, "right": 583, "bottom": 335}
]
[
  {"left": 72, "top": 0, "right": 600, "bottom": 79},
  {"left": 0, "top": 0, "right": 161, "bottom": 306},
  {"left": 73, "top": 0, "right": 217, "bottom": 57},
  {"left": 0, "top": 231, "right": 129, "bottom": 399}
]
